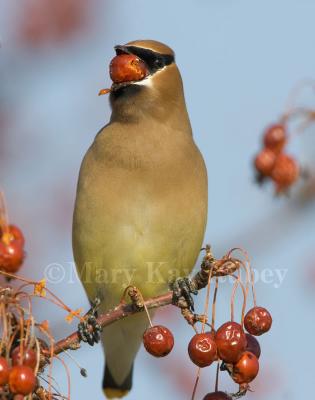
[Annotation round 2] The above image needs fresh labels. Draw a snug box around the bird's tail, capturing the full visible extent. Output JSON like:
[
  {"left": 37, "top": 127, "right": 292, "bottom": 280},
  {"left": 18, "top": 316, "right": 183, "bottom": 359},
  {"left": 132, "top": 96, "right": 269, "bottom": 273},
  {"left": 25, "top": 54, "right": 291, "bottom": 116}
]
[
  {"left": 102, "top": 312, "right": 149, "bottom": 399},
  {"left": 103, "top": 363, "right": 133, "bottom": 399}
]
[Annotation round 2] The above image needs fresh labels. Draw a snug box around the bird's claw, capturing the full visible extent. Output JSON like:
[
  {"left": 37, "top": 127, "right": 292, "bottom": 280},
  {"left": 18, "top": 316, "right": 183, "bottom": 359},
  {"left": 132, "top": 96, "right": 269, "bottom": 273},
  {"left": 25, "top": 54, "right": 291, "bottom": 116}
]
[
  {"left": 172, "top": 277, "right": 198, "bottom": 312},
  {"left": 231, "top": 384, "right": 249, "bottom": 398},
  {"left": 77, "top": 297, "right": 102, "bottom": 346}
]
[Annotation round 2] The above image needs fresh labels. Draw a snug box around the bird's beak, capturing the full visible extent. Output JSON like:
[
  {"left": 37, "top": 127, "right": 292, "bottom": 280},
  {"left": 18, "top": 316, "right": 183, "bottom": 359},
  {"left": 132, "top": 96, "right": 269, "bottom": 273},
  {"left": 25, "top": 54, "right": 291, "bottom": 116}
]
[
  {"left": 114, "top": 45, "right": 132, "bottom": 55},
  {"left": 98, "top": 45, "right": 149, "bottom": 96},
  {"left": 98, "top": 88, "right": 111, "bottom": 96}
]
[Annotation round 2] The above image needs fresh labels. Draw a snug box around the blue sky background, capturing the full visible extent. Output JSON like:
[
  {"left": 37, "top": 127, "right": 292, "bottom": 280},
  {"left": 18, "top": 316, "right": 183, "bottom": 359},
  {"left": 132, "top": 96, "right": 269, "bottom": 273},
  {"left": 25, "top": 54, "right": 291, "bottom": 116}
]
[{"left": 1, "top": 1, "right": 315, "bottom": 399}]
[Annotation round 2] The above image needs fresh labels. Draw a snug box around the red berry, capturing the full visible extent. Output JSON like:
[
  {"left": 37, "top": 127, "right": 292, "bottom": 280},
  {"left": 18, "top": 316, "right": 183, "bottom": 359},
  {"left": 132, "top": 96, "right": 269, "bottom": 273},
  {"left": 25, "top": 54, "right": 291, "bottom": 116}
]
[
  {"left": 254, "top": 148, "right": 277, "bottom": 176},
  {"left": 12, "top": 347, "right": 37, "bottom": 369},
  {"left": 245, "top": 333, "right": 261, "bottom": 359},
  {"left": 0, "top": 241, "right": 25, "bottom": 273},
  {"left": 188, "top": 332, "right": 217, "bottom": 367},
  {"left": 203, "top": 391, "right": 232, "bottom": 400},
  {"left": 263, "top": 124, "right": 287, "bottom": 154},
  {"left": 1, "top": 225, "right": 25, "bottom": 247},
  {"left": 110, "top": 54, "right": 148, "bottom": 84},
  {"left": 231, "top": 351, "right": 259, "bottom": 384},
  {"left": 270, "top": 153, "right": 299, "bottom": 192},
  {"left": 8, "top": 225, "right": 25, "bottom": 246},
  {"left": 143, "top": 325, "right": 174, "bottom": 357},
  {"left": 0, "top": 357, "right": 10, "bottom": 386},
  {"left": 9, "top": 365, "right": 36, "bottom": 395},
  {"left": 215, "top": 322, "right": 247, "bottom": 363},
  {"left": 244, "top": 307, "right": 272, "bottom": 336}
]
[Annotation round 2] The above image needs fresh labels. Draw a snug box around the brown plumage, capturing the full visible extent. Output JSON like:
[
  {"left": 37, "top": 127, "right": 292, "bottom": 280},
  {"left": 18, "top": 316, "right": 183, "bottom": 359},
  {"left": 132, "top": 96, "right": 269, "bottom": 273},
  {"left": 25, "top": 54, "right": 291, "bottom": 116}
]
[{"left": 72, "top": 40, "right": 208, "bottom": 398}]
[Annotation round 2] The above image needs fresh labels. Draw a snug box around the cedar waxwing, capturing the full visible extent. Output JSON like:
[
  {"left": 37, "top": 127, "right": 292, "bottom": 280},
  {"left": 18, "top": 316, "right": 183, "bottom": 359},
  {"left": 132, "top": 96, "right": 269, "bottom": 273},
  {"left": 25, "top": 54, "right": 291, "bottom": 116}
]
[{"left": 72, "top": 39, "right": 208, "bottom": 399}]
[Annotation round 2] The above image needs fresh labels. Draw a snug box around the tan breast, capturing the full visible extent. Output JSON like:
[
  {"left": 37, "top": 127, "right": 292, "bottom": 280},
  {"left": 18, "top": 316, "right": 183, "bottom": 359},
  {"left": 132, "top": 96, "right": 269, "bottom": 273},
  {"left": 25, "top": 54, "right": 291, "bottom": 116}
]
[{"left": 72, "top": 121, "right": 208, "bottom": 309}]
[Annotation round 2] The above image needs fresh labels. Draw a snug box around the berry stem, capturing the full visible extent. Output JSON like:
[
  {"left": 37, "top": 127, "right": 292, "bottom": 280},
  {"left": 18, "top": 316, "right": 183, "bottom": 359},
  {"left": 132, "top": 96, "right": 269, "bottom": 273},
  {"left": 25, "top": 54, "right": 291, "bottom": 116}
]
[
  {"left": 281, "top": 79, "right": 315, "bottom": 139},
  {"left": 0, "top": 191, "right": 9, "bottom": 235},
  {"left": 33, "top": 337, "right": 41, "bottom": 377},
  {"left": 230, "top": 273, "right": 247, "bottom": 324},
  {"left": 229, "top": 248, "right": 256, "bottom": 309},
  {"left": 54, "top": 354, "right": 71, "bottom": 400},
  {"left": 0, "top": 302, "right": 8, "bottom": 356},
  {"left": 215, "top": 361, "right": 220, "bottom": 392},
  {"left": 284, "top": 79, "right": 315, "bottom": 119},
  {"left": 136, "top": 288, "right": 154, "bottom": 328},
  {"left": 191, "top": 367, "right": 201, "bottom": 400},
  {"left": 201, "top": 265, "right": 214, "bottom": 333},
  {"left": 211, "top": 277, "right": 219, "bottom": 329},
  {"left": 143, "top": 301, "right": 153, "bottom": 328}
]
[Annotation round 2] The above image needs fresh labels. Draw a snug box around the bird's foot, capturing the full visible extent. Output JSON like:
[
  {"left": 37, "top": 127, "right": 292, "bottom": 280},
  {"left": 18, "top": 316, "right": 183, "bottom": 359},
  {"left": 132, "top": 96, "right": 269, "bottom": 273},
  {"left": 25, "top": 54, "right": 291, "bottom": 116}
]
[
  {"left": 77, "top": 297, "right": 102, "bottom": 346},
  {"left": 220, "top": 363, "right": 249, "bottom": 398},
  {"left": 220, "top": 361, "right": 233, "bottom": 374},
  {"left": 171, "top": 277, "right": 198, "bottom": 312},
  {"left": 232, "top": 384, "right": 250, "bottom": 398}
]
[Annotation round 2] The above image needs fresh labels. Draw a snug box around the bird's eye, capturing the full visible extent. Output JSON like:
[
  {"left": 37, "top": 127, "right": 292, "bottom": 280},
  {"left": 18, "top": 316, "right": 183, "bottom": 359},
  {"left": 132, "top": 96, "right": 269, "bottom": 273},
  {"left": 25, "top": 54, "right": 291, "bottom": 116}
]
[{"left": 154, "top": 58, "right": 164, "bottom": 69}]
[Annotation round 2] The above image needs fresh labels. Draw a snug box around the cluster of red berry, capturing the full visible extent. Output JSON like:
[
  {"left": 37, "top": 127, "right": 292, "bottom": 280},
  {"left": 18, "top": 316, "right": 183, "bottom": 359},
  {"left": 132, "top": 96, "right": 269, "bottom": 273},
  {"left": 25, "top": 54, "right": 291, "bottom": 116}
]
[
  {"left": 0, "top": 279, "right": 81, "bottom": 399},
  {"left": 0, "top": 346, "right": 37, "bottom": 398},
  {"left": 142, "top": 306, "right": 271, "bottom": 399},
  {"left": 17, "top": 0, "right": 91, "bottom": 49},
  {"left": 139, "top": 247, "right": 272, "bottom": 399},
  {"left": 254, "top": 123, "right": 300, "bottom": 194}
]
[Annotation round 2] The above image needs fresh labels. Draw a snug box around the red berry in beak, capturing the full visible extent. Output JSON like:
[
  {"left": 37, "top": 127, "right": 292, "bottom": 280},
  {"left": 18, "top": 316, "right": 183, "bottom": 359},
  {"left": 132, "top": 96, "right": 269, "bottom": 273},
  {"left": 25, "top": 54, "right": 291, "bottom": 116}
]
[
  {"left": 188, "top": 332, "right": 217, "bottom": 367},
  {"left": 143, "top": 325, "right": 174, "bottom": 357},
  {"left": 244, "top": 307, "right": 272, "bottom": 336},
  {"left": 110, "top": 54, "right": 148, "bottom": 84},
  {"left": 13, "top": 395, "right": 25, "bottom": 400}
]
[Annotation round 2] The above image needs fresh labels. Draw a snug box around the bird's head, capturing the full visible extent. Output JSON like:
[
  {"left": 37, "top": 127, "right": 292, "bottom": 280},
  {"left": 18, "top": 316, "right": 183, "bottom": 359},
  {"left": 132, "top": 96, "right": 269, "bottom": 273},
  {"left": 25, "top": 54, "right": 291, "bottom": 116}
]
[{"left": 100, "top": 40, "right": 187, "bottom": 122}]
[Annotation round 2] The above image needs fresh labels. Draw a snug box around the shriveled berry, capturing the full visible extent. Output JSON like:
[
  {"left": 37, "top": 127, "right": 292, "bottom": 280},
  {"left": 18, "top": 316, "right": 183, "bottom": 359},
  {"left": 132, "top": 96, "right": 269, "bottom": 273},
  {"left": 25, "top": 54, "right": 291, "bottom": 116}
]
[
  {"left": 188, "top": 332, "right": 217, "bottom": 367},
  {"left": 244, "top": 307, "right": 272, "bottom": 336},
  {"left": 263, "top": 124, "right": 287, "bottom": 153},
  {"left": 203, "top": 391, "right": 232, "bottom": 400},
  {"left": 110, "top": 54, "right": 148, "bottom": 84},
  {"left": 231, "top": 351, "right": 259, "bottom": 384},
  {"left": 270, "top": 153, "right": 299, "bottom": 193},
  {"left": 9, "top": 365, "right": 36, "bottom": 395},
  {"left": 245, "top": 333, "right": 261, "bottom": 359},
  {"left": 215, "top": 322, "right": 247, "bottom": 363},
  {"left": 0, "top": 357, "right": 10, "bottom": 385},
  {"left": 143, "top": 325, "right": 174, "bottom": 357},
  {"left": 0, "top": 241, "right": 25, "bottom": 273},
  {"left": 12, "top": 346, "right": 37, "bottom": 369},
  {"left": 254, "top": 148, "right": 277, "bottom": 176}
]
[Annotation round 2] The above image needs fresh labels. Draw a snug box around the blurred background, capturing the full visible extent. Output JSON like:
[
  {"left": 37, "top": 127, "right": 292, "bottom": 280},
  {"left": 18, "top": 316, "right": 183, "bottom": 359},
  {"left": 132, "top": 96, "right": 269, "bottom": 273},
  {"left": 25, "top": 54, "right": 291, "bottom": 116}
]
[{"left": 1, "top": 0, "right": 315, "bottom": 399}]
